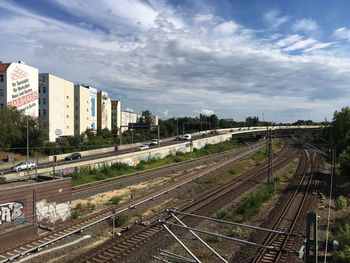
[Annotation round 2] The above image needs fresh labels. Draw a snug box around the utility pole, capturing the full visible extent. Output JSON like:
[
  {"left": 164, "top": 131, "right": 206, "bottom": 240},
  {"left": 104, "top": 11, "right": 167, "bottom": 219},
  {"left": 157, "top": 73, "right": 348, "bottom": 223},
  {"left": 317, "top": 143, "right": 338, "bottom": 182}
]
[
  {"left": 267, "top": 129, "right": 273, "bottom": 184},
  {"left": 157, "top": 125, "right": 160, "bottom": 147},
  {"left": 112, "top": 207, "right": 116, "bottom": 238},
  {"left": 26, "top": 115, "right": 29, "bottom": 175},
  {"left": 176, "top": 118, "right": 179, "bottom": 141},
  {"left": 182, "top": 122, "right": 185, "bottom": 137}
]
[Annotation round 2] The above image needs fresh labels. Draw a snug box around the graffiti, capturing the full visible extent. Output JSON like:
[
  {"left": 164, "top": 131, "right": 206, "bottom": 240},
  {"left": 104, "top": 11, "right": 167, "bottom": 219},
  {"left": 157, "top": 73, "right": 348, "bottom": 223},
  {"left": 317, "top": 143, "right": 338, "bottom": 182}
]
[
  {"left": 36, "top": 199, "right": 70, "bottom": 224},
  {"left": 0, "top": 202, "right": 25, "bottom": 226}
]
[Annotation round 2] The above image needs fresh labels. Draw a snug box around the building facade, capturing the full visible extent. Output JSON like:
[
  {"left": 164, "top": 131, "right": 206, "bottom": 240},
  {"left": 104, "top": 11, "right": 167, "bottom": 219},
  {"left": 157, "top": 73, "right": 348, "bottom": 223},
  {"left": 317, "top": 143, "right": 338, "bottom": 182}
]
[
  {"left": 74, "top": 85, "right": 91, "bottom": 135},
  {"left": 111, "top": 100, "right": 121, "bottom": 134},
  {"left": 89, "top": 87, "right": 97, "bottom": 130},
  {"left": 38, "top": 73, "right": 74, "bottom": 142},
  {"left": 121, "top": 110, "right": 142, "bottom": 132},
  {"left": 0, "top": 61, "right": 38, "bottom": 116},
  {"left": 97, "top": 91, "right": 111, "bottom": 130}
]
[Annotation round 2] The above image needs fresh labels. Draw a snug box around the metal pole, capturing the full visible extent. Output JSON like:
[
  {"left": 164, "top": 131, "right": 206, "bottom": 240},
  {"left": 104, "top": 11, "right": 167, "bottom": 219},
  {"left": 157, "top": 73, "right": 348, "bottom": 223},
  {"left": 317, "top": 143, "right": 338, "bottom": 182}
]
[
  {"left": 119, "top": 127, "right": 122, "bottom": 146},
  {"left": 112, "top": 207, "right": 116, "bottom": 238},
  {"left": 183, "top": 123, "right": 185, "bottom": 137},
  {"left": 131, "top": 123, "right": 134, "bottom": 148},
  {"left": 171, "top": 213, "right": 228, "bottom": 263},
  {"left": 176, "top": 118, "right": 179, "bottom": 141},
  {"left": 168, "top": 210, "right": 303, "bottom": 237},
  {"left": 163, "top": 224, "right": 202, "bottom": 263},
  {"left": 158, "top": 125, "right": 160, "bottom": 147},
  {"left": 163, "top": 221, "right": 279, "bottom": 252},
  {"left": 27, "top": 115, "right": 29, "bottom": 175}
]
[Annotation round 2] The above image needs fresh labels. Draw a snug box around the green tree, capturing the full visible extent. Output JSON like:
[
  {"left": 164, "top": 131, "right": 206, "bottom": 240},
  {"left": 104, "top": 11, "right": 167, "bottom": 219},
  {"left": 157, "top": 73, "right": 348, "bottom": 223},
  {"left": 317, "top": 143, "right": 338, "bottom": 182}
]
[
  {"left": 140, "top": 110, "right": 153, "bottom": 124},
  {"left": 0, "top": 106, "right": 22, "bottom": 149},
  {"left": 333, "top": 107, "right": 350, "bottom": 154},
  {"left": 209, "top": 114, "right": 219, "bottom": 129}
]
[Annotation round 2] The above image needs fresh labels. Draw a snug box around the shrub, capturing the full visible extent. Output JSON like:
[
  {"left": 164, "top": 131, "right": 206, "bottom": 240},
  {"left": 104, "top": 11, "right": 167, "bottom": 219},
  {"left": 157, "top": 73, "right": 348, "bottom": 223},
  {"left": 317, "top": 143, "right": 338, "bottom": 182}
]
[
  {"left": 71, "top": 210, "right": 79, "bottom": 220},
  {"left": 109, "top": 196, "right": 122, "bottom": 205},
  {"left": 336, "top": 196, "right": 348, "bottom": 210},
  {"left": 335, "top": 224, "right": 350, "bottom": 261},
  {"left": 231, "top": 226, "right": 246, "bottom": 237}
]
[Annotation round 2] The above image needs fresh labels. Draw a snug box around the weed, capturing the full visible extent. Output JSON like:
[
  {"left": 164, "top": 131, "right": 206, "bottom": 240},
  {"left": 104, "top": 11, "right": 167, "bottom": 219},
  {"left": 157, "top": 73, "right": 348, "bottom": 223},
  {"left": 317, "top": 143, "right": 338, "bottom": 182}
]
[
  {"left": 335, "top": 196, "right": 348, "bottom": 210},
  {"left": 109, "top": 196, "right": 122, "bottom": 205}
]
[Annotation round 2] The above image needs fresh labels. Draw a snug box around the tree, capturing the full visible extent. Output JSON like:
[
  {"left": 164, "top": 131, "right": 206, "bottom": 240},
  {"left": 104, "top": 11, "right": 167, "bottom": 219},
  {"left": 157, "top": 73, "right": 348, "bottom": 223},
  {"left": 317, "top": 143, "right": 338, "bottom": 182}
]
[
  {"left": 245, "top": 116, "right": 259, "bottom": 126},
  {"left": 0, "top": 107, "right": 22, "bottom": 149},
  {"left": 209, "top": 114, "right": 219, "bottom": 129},
  {"left": 333, "top": 107, "right": 350, "bottom": 154},
  {"left": 141, "top": 110, "right": 153, "bottom": 124}
]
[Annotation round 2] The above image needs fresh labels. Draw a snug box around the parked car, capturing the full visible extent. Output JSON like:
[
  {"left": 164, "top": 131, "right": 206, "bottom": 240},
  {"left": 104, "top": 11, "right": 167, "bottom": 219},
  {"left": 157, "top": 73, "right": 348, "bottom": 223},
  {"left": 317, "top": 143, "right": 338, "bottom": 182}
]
[
  {"left": 137, "top": 144, "right": 150, "bottom": 151},
  {"left": 12, "top": 161, "right": 37, "bottom": 172},
  {"left": 65, "top": 152, "right": 82, "bottom": 161},
  {"left": 183, "top": 134, "right": 192, "bottom": 140},
  {"left": 149, "top": 139, "right": 159, "bottom": 146},
  {"left": 174, "top": 136, "right": 182, "bottom": 141}
]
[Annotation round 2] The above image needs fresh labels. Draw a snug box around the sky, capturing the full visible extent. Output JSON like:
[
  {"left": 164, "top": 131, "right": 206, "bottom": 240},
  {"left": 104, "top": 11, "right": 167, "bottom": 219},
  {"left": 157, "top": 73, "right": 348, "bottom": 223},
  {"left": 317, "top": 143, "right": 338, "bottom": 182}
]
[{"left": 1, "top": 0, "right": 350, "bottom": 122}]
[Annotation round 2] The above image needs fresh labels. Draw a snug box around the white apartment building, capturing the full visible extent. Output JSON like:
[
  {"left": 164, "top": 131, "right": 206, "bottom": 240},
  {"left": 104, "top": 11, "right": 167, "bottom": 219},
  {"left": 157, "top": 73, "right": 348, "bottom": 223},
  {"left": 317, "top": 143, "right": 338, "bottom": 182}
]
[
  {"left": 121, "top": 110, "right": 142, "bottom": 132},
  {"left": 39, "top": 73, "right": 74, "bottom": 142},
  {"left": 0, "top": 61, "right": 38, "bottom": 116},
  {"left": 74, "top": 85, "right": 91, "bottom": 135},
  {"left": 97, "top": 91, "right": 111, "bottom": 130},
  {"left": 111, "top": 100, "right": 121, "bottom": 133}
]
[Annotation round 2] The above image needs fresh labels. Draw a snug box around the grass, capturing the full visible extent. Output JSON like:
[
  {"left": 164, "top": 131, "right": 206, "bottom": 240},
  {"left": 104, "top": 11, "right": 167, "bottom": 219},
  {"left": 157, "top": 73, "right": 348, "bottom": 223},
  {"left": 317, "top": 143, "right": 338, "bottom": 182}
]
[
  {"left": 68, "top": 138, "right": 250, "bottom": 186},
  {"left": 215, "top": 155, "right": 298, "bottom": 223},
  {"left": 71, "top": 202, "right": 96, "bottom": 220}
]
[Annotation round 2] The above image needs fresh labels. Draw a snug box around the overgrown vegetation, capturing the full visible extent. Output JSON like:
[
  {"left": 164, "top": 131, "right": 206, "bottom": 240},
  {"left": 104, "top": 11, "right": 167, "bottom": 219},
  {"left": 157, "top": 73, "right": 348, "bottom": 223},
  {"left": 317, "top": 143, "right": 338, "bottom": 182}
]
[
  {"left": 71, "top": 202, "right": 96, "bottom": 220},
  {"left": 69, "top": 138, "right": 252, "bottom": 186},
  {"left": 335, "top": 196, "right": 348, "bottom": 210}
]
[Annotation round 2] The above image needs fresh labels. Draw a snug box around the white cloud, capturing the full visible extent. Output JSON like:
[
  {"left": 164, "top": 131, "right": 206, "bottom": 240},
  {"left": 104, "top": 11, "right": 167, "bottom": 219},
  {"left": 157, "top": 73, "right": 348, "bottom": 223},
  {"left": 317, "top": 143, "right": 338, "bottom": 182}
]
[
  {"left": 293, "top": 18, "right": 318, "bottom": 32},
  {"left": 275, "top": 34, "right": 302, "bottom": 47},
  {"left": 213, "top": 21, "right": 238, "bottom": 35},
  {"left": 199, "top": 109, "right": 215, "bottom": 116},
  {"left": 263, "top": 10, "right": 289, "bottom": 29},
  {"left": 284, "top": 38, "right": 317, "bottom": 51},
  {"left": 194, "top": 14, "right": 215, "bottom": 23},
  {"left": 0, "top": 1, "right": 349, "bottom": 122},
  {"left": 334, "top": 27, "right": 350, "bottom": 41}
]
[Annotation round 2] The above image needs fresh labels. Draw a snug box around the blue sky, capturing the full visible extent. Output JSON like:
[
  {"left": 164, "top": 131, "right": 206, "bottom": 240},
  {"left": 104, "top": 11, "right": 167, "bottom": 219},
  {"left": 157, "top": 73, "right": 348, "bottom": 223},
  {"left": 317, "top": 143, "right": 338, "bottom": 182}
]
[{"left": 1, "top": 0, "right": 350, "bottom": 122}]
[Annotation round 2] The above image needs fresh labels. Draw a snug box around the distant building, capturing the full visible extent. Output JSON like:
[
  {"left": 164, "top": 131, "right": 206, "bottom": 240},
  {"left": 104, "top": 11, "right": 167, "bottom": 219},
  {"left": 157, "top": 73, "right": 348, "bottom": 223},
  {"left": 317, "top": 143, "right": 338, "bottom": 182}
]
[
  {"left": 74, "top": 85, "right": 91, "bottom": 135},
  {"left": 97, "top": 91, "right": 111, "bottom": 130},
  {"left": 0, "top": 61, "right": 38, "bottom": 116},
  {"left": 111, "top": 100, "right": 121, "bottom": 133},
  {"left": 121, "top": 110, "right": 142, "bottom": 132},
  {"left": 39, "top": 73, "right": 74, "bottom": 142},
  {"left": 89, "top": 86, "right": 97, "bottom": 130}
]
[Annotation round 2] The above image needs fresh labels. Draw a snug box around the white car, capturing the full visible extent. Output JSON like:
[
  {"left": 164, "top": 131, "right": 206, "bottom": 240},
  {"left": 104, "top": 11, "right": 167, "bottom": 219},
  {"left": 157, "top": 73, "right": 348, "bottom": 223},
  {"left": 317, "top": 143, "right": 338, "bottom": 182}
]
[
  {"left": 183, "top": 134, "right": 192, "bottom": 140},
  {"left": 12, "top": 161, "right": 37, "bottom": 172},
  {"left": 149, "top": 139, "right": 159, "bottom": 146},
  {"left": 137, "top": 144, "right": 150, "bottom": 151}
]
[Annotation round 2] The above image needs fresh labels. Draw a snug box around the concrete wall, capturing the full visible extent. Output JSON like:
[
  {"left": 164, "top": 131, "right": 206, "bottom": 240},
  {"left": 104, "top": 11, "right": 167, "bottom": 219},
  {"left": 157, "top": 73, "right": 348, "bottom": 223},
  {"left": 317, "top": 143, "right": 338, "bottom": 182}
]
[{"left": 74, "top": 85, "right": 91, "bottom": 135}]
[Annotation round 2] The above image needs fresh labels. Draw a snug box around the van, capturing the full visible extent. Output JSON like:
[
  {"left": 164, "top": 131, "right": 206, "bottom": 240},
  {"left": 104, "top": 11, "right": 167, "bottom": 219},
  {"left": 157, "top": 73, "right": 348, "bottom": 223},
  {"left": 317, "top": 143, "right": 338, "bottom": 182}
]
[{"left": 183, "top": 134, "right": 192, "bottom": 140}]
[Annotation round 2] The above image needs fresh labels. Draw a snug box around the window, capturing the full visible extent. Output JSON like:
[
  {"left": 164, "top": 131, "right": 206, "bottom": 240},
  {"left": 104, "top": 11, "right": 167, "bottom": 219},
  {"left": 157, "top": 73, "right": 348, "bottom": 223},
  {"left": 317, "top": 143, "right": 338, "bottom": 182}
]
[
  {"left": 43, "top": 87, "right": 46, "bottom": 93},
  {"left": 67, "top": 96, "right": 69, "bottom": 99},
  {"left": 0, "top": 104, "right": 3, "bottom": 108},
  {"left": 39, "top": 98, "right": 41, "bottom": 104},
  {"left": 43, "top": 109, "right": 46, "bottom": 116},
  {"left": 39, "top": 87, "right": 41, "bottom": 93},
  {"left": 67, "top": 126, "right": 69, "bottom": 129},
  {"left": 39, "top": 110, "right": 41, "bottom": 116},
  {"left": 43, "top": 98, "right": 46, "bottom": 105},
  {"left": 66, "top": 115, "right": 69, "bottom": 118},
  {"left": 67, "top": 105, "right": 69, "bottom": 108},
  {"left": 0, "top": 74, "right": 3, "bottom": 82},
  {"left": 0, "top": 89, "right": 3, "bottom": 96}
]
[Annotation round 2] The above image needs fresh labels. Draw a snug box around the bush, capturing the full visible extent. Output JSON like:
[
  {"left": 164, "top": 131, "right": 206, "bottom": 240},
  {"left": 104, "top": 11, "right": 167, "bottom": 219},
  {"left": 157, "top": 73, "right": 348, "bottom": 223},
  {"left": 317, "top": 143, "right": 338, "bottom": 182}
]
[
  {"left": 336, "top": 196, "right": 348, "bottom": 210},
  {"left": 231, "top": 226, "right": 246, "bottom": 237},
  {"left": 335, "top": 224, "right": 350, "bottom": 261},
  {"left": 71, "top": 210, "right": 79, "bottom": 220},
  {"left": 109, "top": 196, "right": 122, "bottom": 205}
]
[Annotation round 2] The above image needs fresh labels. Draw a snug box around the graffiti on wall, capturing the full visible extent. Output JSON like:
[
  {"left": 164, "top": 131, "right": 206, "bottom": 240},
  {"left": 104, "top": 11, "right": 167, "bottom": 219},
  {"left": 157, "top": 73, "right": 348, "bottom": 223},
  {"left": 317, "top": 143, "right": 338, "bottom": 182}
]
[
  {"left": 0, "top": 202, "right": 25, "bottom": 226},
  {"left": 36, "top": 199, "right": 70, "bottom": 224}
]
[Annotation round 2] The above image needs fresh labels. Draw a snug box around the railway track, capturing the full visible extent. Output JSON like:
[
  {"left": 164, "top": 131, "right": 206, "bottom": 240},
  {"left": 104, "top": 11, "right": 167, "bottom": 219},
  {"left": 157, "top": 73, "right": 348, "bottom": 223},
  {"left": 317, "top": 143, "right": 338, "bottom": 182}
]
[
  {"left": 251, "top": 149, "right": 318, "bottom": 263},
  {"left": 72, "top": 143, "right": 265, "bottom": 199},
  {"left": 0, "top": 142, "right": 268, "bottom": 263},
  {"left": 70, "top": 142, "right": 299, "bottom": 263}
]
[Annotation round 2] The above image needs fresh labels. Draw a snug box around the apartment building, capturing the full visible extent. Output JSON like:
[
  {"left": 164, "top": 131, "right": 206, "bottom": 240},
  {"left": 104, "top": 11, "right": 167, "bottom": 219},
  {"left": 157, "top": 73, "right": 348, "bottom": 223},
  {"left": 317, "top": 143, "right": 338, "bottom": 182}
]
[
  {"left": 111, "top": 100, "right": 121, "bottom": 133},
  {"left": 39, "top": 73, "right": 74, "bottom": 141},
  {"left": 0, "top": 61, "right": 38, "bottom": 116},
  {"left": 97, "top": 91, "right": 111, "bottom": 130},
  {"left": 121, "top": 110, "right": 142, "bottom": 132}
]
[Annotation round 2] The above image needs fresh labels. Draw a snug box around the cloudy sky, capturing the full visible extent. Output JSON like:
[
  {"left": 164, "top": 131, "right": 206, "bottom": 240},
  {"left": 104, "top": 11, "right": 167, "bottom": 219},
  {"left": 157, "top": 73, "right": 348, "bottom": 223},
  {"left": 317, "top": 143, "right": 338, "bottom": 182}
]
[{"left": 1, "top": 0, "right": 350, "bottom": 122}]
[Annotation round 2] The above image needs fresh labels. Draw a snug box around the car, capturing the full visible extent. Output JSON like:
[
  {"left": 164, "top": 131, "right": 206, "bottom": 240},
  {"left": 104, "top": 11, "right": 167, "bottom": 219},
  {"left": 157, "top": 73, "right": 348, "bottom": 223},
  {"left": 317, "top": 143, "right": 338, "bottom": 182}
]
[
  {"left": 174, "top": 136, "right": 182, "bottom": 141},
  {"left": 137, "top": 144, "right": 150, "bottom": 151},
  {"left": 12, "top": 161, "right": 37, "bottom": 172},
  {"left": 65, "top": 152, "right": 82, "bottom": 161},
  {"left": 149, "top": 139, "right": 158, "bottom": 146},
  {"left": 183, "top": 134, "right": 192, "bottom": 140}
]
